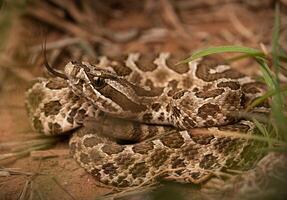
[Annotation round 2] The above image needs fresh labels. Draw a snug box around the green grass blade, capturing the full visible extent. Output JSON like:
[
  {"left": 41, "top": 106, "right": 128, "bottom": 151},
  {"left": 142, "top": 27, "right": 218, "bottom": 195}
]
[
  {"left": 246, "top": 85, "right": 287, "bottom": 111},
  {"left": 256, "top": 58, "right": 276, "bottom": 88},
  {"left": 272, "top": 3, "right": 281, "bottom": 77},
  {"left": 269, "top": 3, "right": 287, "bottom": 141},
  {"left": 252, "top": 118, "right": 272, "bottom": 147},
  {"left": 178, "top": 46, "right": 265, "bottom": 64}
]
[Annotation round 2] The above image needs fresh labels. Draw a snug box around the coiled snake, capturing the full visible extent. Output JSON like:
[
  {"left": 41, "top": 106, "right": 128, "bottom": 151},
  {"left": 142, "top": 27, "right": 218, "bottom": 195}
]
[{"left": 26, "top": 52, "right": 268, "bottom": 187}]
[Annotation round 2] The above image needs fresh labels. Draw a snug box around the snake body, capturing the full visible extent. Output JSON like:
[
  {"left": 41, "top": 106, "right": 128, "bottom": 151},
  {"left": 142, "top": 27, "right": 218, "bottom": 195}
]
[{"left": 26, "top": 53, "right": 268, "bottom": 187}]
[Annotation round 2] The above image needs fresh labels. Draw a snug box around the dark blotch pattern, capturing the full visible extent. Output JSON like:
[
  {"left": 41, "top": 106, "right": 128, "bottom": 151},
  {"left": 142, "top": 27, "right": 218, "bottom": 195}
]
[
  {"left": 213, "top": 137, "right": 239, "bottom": 155},
  {"left": 168, "top": 62, "right": 190, "bottom": 74},
  {"left": 68, "top": 91, "right": 80, "bottom": 103},
  {"left": 27, "top": 89, "right": 44, "bottom": 111},
  {"left": 182, "top": 77, "right": 193, "bottom": 88},
  {"left": 102, "top": 144, "right": 124, "bottom": 155},
  {"left": 161, "top": 133, "right": 184, "bottom": 148},
  {"left": 224, "top": 91, "right": 241, "bottom": 108},
  {"left": 167, "top": 80, "right": 179, "bottom": 97},
  {"left": 130, "top": 123, "right": 143, "bottom": 141},
  {"left": 196, "top": 56, "right": 244, "bottom": 82},
  {"left": 150, "top": 149, "right": 169, "bottom": 167},
  {"left": 80, "top": 153, "right": 90, "bottom": 164},
  {"left": 151, "top": 103, "right": 161, "bottom": 112},
  {"left": 158, "top": 112, "right": 165, "bottom": 121},
  {"left": 182, "top": 144, "right": 199, "bottom": 160},
  {"left": 172, "top": 106, "right": 181, "bottom": 118},
  {"left": 173, "top": 90, "right": 188, "bottom": 99},
  {"left": 48, "top": 122, "right": 62, "bottom": 134},
  {"left": 182, "top": 117, "right": 196, "bottom": 128},
  {"left": 130, "top": 162, "right": 149, "bottom": 178},
  {"left": 190, "top": 172, "right": 201, "bottom": 179},
  {"left": 204, "top": 120, "right": 215, "bottom": 126},
  {"left": 131, "top": 83, "right": 164, "bottom": 97},
  {"left": 168, "top": 80, "right": 179, "bottom": 89},
  {"left": 142, "top": 113, "right": 153, "bottom": 122},
  {"left": 33, "top": 117, "right": 44, "bottom": 133},
  {"left": 168, "top": 88, "right": 181, "bottom": 97},
  {"left": 132, "top": 142, "right": 154, "bottom": 154},
  {"left": 242, "top": 82, "right": 263, "bottom": 94},
  {"left": 83, "top": 136, "right": 101, "bottom": 147},
  {"left": 116, "top": 176, "right": 129, "bottom": 187},
  {"left": 217, "top": 81, "right": 240, "bottom": 90},
  {"left": 166, "top": 105, "right": 171, "bottom": 113},
  {"left": 166, "top": 55, "right": 190, "bottom": 74},
  {"left": 67, "top": 108, "right": 78, "bottom": 124},
  {"left": 191, "top": 135, "right": 215, "bottom": 145},
  {"left": 43, "top": 101, "right": 62, "bottom": 116},
  {"left": 195, "top": 89, "right": 224, "bottom": 99},
  {"left": 76, "top": 109, "right": 87, "bottom": 122},
  {"left": 199, "top": 154, "right": 218, "bottom": 169},
  {"left": 171, "top": 157, "right": 186, "bottom": 169},
  {"left": 102, "top": 163, "right": 118, "bottom": 176},
  {"left": 110, "top": 61, "right": 132, "bottom": 76},
  {"left": 137, "top": 54, "right": 158, "bottom": 72},
  {"left": 147, "top": 126, "right": 159, "bottom": 138},
  {"left": 89, "top": 149, "right": 103, "bottom": 164},
  {"left": 115, "top": 153, "right": 135, "bottom": 168},
  {"left": 90, "top": 168, "right": 102, "bottom": 182},
  {"left": 197, "top": 103, "right": 220, "bottom": 119}
]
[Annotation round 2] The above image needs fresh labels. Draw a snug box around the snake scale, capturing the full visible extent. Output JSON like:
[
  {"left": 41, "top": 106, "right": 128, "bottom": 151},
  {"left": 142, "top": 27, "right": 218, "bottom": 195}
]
[{"left": 26, "top": 52, "right": 268, "bottom": 187}]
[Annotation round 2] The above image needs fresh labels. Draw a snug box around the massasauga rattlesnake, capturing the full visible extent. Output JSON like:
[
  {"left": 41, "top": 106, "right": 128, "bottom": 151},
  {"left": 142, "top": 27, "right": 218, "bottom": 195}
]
[{"left": 26, "top": 52, "right": 270, "bottom": 187}]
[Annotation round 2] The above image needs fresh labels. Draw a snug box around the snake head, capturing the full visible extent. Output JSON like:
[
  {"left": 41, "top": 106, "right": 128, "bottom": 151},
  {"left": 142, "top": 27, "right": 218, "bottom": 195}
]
[{"left": 61, "top": 61, "right": 151, "bottom": 118}]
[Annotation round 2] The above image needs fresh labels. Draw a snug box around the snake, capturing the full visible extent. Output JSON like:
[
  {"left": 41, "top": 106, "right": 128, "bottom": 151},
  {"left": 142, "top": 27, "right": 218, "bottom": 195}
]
[{"left": 25, "top": 52, "right": 269, "bottom": 187}]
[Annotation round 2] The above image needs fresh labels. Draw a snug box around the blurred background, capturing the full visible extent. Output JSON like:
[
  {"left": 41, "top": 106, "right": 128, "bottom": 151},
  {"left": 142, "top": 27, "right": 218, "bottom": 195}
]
[{"left": 0, "top": 0, "right": 286, "bottom": 199}]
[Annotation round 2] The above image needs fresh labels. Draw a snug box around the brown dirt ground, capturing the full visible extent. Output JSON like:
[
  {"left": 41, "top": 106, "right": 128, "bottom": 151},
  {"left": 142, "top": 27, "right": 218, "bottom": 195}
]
[{"left": 0, "top": 1, "right": 286, "bottom": 199}]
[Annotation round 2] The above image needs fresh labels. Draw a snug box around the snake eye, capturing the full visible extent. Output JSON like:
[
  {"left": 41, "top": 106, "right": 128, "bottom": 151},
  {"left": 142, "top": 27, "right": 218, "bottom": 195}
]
[{"left": 92, "top": 77, "right": 105, "bottom": 88}]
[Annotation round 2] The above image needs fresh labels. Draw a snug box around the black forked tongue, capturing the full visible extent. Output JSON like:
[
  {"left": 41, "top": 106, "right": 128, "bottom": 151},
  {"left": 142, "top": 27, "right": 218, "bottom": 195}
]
[
  {"left": 42, "top": 39, "right": 68, "bottom": 79},
  {"left": 44, "top": 58, "right": 68, "bottom": 79}
]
